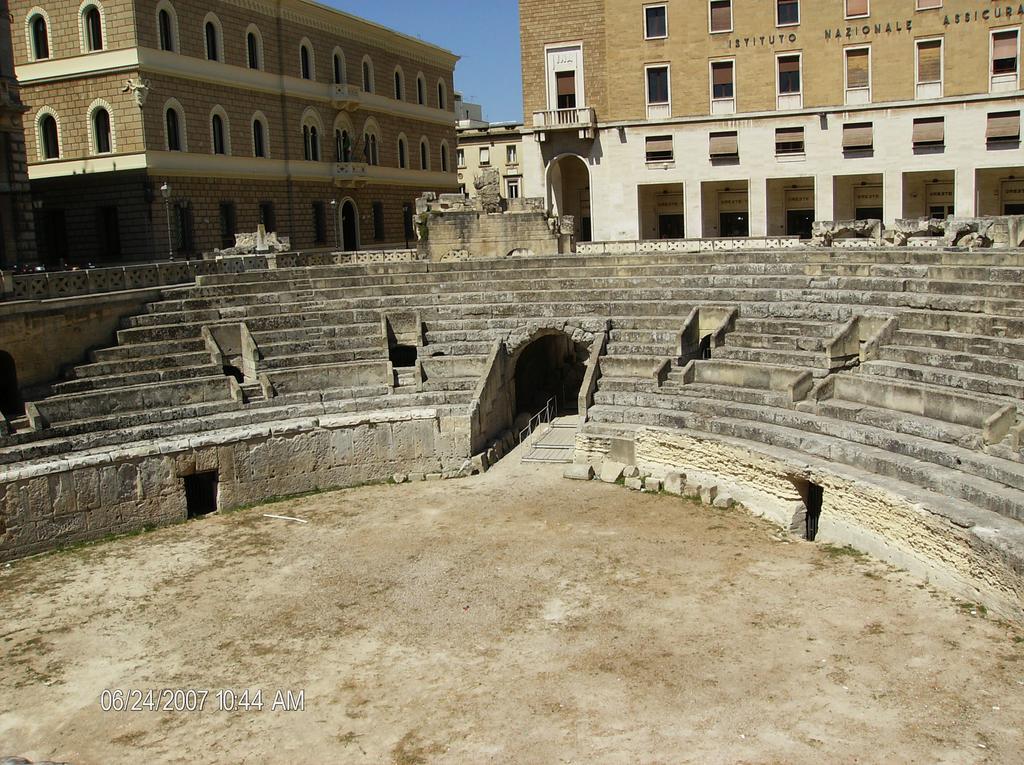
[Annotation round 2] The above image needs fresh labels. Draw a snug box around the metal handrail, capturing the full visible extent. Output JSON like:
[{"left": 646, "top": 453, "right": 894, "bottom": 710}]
[{"left": 518, "top": 396, "right": 558, "bottom": 445}]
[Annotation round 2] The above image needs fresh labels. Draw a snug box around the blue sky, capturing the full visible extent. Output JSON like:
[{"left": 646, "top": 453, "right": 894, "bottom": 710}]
[{"left": 329, "top": 0, "right": 524, "bottom": 123}]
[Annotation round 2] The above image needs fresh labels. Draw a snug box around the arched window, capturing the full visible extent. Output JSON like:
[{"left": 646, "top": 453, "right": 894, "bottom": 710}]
[
  {"left": 362, "top": 127, "right": 379, "bottom": 166},
  {"left": 299, "top": 40, "right": 313, "bottom": 80},
  {"left": 83, "top": 5, "right": 103, "bottom": 52},
  {"left": 246, "top": 26, "right": 262, "bottom": 69},
  {"left": 437, "top": 80, "right": 447, "bottom": 110},
  {"left": 211, "top": 113, "right": 226, "bottom": 154},
  {"left": 29, "top": 14, "right": 49, "bottom": 60},
  {"left": 252, "top": 115, "right": 267, "bottom": 158},
  {"left": 204, "top": 15, "right": 222, "bottom": 62},
  {"left": 397, "top": 135, "right": 407, "bottom": 168},
  {"left": 440, "top": 142, "right": 449, "bottom": 172},
  {"left": 394, "top": 67, "right": 404, "bottom": 100},
  {"left": 419, "top": 138, "right": 429, "bottom": 170},
  {"left": 38, "top": 113, "right": 59, "bottom": 160},
  {"left": 362, "top": 57, "right": 374, "bottom": 93},
  {"left": 371, "top": 134, "right": 378, "bottom": 165},
  {"left": 333, "top": 50, "right": 345, "bottom": 85},
  {"left": 93, "top": 107, "right": 111, "bottom": 153},
  {"left": 165, "top": 101, "right": 184, "bottom": 151},
  {"left": 301, "top": 110, "right": 322, "bottom": 161},
  {"left": 156, "top": 2, "right": 176, "bottom": 52},
  {"left": 416, "top": 73, "right": 426, "bottom": 105}
]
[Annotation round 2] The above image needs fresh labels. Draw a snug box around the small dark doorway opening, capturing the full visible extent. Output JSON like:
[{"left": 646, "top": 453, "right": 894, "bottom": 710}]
[
  {"left": 0, "top": 351, "right": 22, "bottom": 419},
  {"left": 791, "top": 477, "right": 824, "bottom": 541},
  {"left": 184, "top": 471, "right": 219, "bottom": 518},
  {"left": 513, "top": 333, "right": 588, "bottom": 420},
  {"left": 719, "top": 212, "right": 749, "bottom": 237},
  {"left": 855, "top": 206, "right": 883, "bottom": 220},
  {"left": 341, "top": 200, "right": 358, "bottom": 252},
  {"left": 389, "top": 344, "right": 417, "bottom": 368},
  {"left": 222, "top": 364, "right": 244, "bottom": 383},
  {"left": 699, "top": 334, "right": 713, "bottom": 360},
  {"left": 1004, "top": 202, "right": 1024, "bottom": 215},
  {"left": 786, "top": 209, "right": 814, "bottom": 239},
  {"left": 658, "top": 213, "right": 684, "bottom": 239}
]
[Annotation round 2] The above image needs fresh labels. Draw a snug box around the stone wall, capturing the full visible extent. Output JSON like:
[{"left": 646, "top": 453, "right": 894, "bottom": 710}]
[
  {"left": 576, "top": 424, "right": 1024, "bottom": 622},
  {"left": 0, "top": 408, "right": 464, "bottom": 562}
]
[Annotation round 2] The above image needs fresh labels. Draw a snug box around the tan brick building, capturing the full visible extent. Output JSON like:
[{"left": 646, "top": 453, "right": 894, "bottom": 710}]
[
  {"left": 456, "top": 122, "right": 524, "bottom": 202},
  {"left": 519, "top": 0, "right": 1024, "bottom": 241},
  {"left": 0, "top": 0, "right": 36, "bottom": 267},
  {"left": 12, "top": 0, "right": 459, "bottom": 264}
]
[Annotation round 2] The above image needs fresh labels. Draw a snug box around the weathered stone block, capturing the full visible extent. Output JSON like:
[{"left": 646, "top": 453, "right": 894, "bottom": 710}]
[
  {"left": 563, "top": 464, "right": 594, "bottom": 481},
  {"left": 664, "top": 471, "right": 686, "bottom": 496},
  {"left": 644, "top": 477, "right": 663, "bottom": 493},
  {"left": 599, "top": 460, "right": 626, "bottom": 483},
  {"left": 625, "top": 477, "right": 644, "bottom": 491},
  {"left": 700, "top": 485, "right": 719, "bottom": 505}
]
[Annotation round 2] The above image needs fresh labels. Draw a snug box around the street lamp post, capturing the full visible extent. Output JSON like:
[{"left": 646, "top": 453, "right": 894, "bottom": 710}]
[{"left": 160, "top": 182, "right": 173, "bottom": 259}]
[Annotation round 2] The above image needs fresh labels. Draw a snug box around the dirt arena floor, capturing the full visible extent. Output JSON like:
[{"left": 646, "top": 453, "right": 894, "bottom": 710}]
[{"left": 2, "top": 455, "right": 1023, "bottom": 764}]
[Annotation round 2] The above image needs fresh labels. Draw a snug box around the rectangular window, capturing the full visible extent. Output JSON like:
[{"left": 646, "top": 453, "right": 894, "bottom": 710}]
[
  {"left": 842, "top": 121, "right": 874, "bottom": 151},
  {"left": 479, "top": 147, "right": 490, "bottom": 165},
  {"left": 709, "top": 130, "right": 738, "bottom": 160},
  {"left": 986, "top": 110, "right": 1021, "bottom": 146},
  {"left": 846, "top": 0, "right": 869, "bottom": 18},
  {"left": 174, "top": 202, "right": 194, "bottom": 255},
  {"left": 506, "top": 177, "right": 521, "bottom": 199},
  {"left": 845, "top": 47, "right": 870, "bottom": 103},
  {"left": 556, "top": 70, "right": 577, "bottom": 109},
  {"left": 915, "top": 38, "right": 943, "bottom": 98},
  {"left": 645, "top": 135, "right": 673, "bottom": 163},
  {"left": 709, "top": 0, "right": 732, "bottom": 33},
  {"left": 711, "top": 60, "right": 734, "bottom": 99},
  {"left": 646, "top": 64, "right": 670, "bottom": 118},
  {"left": 912, "top": 117, "right": 945, "bottom": 150},
  {"left": 778, "top": 55, "right": 801, "bottom": 94},
  {"left": 97, "top": 205, "right": 121, "bottom": 259},
  {"left": 372, "top": 201, "right": 384, "bottom": 241},
  {"left": 777, "top": 0, "right": 799, "bottom": 26},
  {"left": 992, "top": 29, "right": 1020, "bottom": 84},
  {"left": 506, "top": 144, "right": 518, "bottom": 164},
  {"left": 312, "top": 201, "right": 326, "bottom": 245},
  {"left": 456, "top": 148, "right": 465, "bottom": 168},
  {"left": 916, "top": 0, "right": 941, "bottom": 8},
  {"left": 219, "top": 201, "right": 236, "bottom": 249},
  {"left": 775, "top": 126, "right": 805, "bottom": 156},
  {"left": 644, "top": 4, "right": 667, "bottom": 39}
]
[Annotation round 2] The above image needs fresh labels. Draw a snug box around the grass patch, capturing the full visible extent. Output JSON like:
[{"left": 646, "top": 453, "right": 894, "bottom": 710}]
[{"left": 819, "top": 544, "right": 867, "bottom": 561}]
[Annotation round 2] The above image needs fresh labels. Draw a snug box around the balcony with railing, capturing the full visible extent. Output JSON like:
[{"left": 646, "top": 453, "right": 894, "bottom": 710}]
[
  {"left": 531, "top": 106, "right": 596, "bottom": 140},
  {"left": 331, "top": 83, "right": 360, "bottom": 110},
  {"left": 334, "top": 161, "right": 369, "bottom": 187}
]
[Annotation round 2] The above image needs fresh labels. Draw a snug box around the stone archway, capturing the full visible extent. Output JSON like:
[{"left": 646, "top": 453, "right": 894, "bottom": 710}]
[
  {"left": 547, "top": 154, "right": 591, "bottom": 242},
  {"left": 507, "top": 326, "right": 593, "bottom": 423}
]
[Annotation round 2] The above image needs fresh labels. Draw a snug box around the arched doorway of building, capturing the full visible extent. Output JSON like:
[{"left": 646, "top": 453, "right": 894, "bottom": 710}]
[
  {"left": 0, "top": 351, "right": 22, "bottom": 419},
  {"left": 512, "top": 332, "right": 588, "bottom": 422},
  {"left": 547, "top": 154, "right": 591, "bottom": 242},
  {"left": 340, "top": 199, "right": 359, "bottom": 252}
]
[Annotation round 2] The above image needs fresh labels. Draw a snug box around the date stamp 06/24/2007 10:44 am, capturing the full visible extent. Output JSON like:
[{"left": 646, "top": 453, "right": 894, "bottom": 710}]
[{"left": 98, "top": 688, "right": 305, "bottom": 714}]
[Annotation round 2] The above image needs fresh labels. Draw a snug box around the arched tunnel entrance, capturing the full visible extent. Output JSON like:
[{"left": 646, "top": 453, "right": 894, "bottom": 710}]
[
  {"left": 513, "top": 333, "right": 588, "bottom": 423},
  {"left": 0, "top": 350, "right": 22, "bottom": 419}
]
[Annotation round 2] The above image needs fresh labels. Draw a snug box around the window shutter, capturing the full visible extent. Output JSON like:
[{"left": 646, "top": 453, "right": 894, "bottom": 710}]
[
  {"left": 993, "top": 31, "right": 1018, "bottom": 60},
  {"left": 912, "top": 117, "right": 944, "bottom": 145},
  {"left": 712, "top": 61, "right": 733, "bottom": 85},
  {"left": 710, "top": 1, "right": 731, "bottom": 32},
  {"left": 709, "top": 131, "right": 738, "bottom": 157},
  {"left": 778, "top": 56, "right": 799, "bottom": 74},
  {"left": 846, "top": 0, "right": 868, "bottom": 16},
  {"left": 843, "top": 122, "right": 873, "bottom": 149},
  {"left": 846, "top": 48, "right": 869, "bottom": 88},
  {"left": 917, "top": 40, "right": 942, "bottom": 83},
  {"left": 986, "top": 111, "right": 1021, "bottom": 140},
  {"left": 556, "top": 71, "right": 576, "bottom": 96},
  {"left": 646, "top": 136, "right": 673, "bottom": 154}
]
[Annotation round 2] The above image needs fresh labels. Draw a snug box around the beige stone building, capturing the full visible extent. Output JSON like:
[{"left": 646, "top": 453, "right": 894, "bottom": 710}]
[
  {"left": 0, "top": 0, "right": 36, "bottom": 267},
  {"left": 12, "top": 0, "right": 459, "bottom": 264},
  {"left": 456, "top": 122, "right": 525, "bottom": 202},
  {"left": 519, "top": 0, "right": 1024, "bottom": 241}
]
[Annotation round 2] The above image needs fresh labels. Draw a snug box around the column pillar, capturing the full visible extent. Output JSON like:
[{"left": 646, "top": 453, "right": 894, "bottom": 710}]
[
  {"left": 954, "top": 166, "right": 977, "bottom": 217},
  {"left": 748, "top": 177, "right": 767, "bottom": 237},
  {"left": 684, "top": 180, "right": 702, "bottom": 240},
  {"left": 882, "top": 169, "right": 904, "bottom": 226},
  {"left": 814, "top": 173, "right": 834, "bottom": 222}
]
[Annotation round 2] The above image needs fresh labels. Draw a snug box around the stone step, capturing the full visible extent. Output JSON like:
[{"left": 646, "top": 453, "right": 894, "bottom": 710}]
[
  {"left": 897, "top": 311, "right": 1024, "bottom": 338},
  {"left": 894, "top": 329, "right": 1024, "bottom": 360},
  {"left": 723, "top": 331, "right": 828, "bottom": 353},
  {"left": 587, "top": 400, "right": 1024, "bottom": 520},
  {"left": 52, "top": 363, "right": 223, "bottom": 394},
  {"left": 90, "top": 337, "right": 208, "bottom": 362},
  {"left": 71, "top": 351, "right": 213, "bottom": 378},
  {"left": 730, "top": 318, "right": 840, "bottom": 338},
  {"left": 656, "top": 380, "right": 795, "bottom": 408},
  {"left": 860, "top": 359, "right": 1024, "bottom": 400},
  {"left": 259, "top": 348, "right": 385, "bottom": 370},
  {"left": 876, "top": 344, "right": 1023, "bottom": 382},
  {"left": 713, "top": 346, "right": 829, "bottom": 374},
  {"left": 818, "top": 398, "right": 986, "bottom": 452}
]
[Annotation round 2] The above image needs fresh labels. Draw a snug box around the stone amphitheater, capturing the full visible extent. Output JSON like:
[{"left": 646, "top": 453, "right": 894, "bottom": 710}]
[{"left": 1, "top": 218, "right": 1023, "bottom": 626}]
